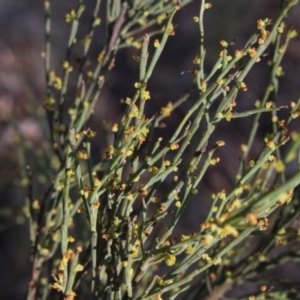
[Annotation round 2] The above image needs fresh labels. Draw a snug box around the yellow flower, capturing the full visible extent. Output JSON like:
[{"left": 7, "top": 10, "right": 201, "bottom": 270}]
[
  {"left": 185, "top": 246, "right": 195, "bottom": 254},
  {"left": 213, "top": 257, "right": 222, "bottom": 265},
  {"left": 142, "top": 90, "right": 151, "bottom": 100},
  {"left": 234, "top": 49, "right": 244, "bottom": 58},
  {"left": 112, "top": 123, "right": 118, "bottom": 132},
  {"left": 266, "top": 140, "right": 275, "bottom": 150},
  {"left": 156, "top": 14, "right": 167, "bottom": 24},
  {"left": 277, "top": 27, "right": 284, "bottom": 33},
  {"left": 65, "top": 10, "right": 76, "bottom": 23},
  {"left": 134, "top": 82, "right": 141, "bottom": 88},
  {"left": 155, "top": 293, "right": 163, "bottom": 300},
  {"left": 201, "top": 253, "right": 212, "bottom": 263},
  {"left": 68, "top": 236, "right": 75, "bottom": 242},
  {"left": 65, "top": 291, "right": 77, "bottom": 300},
  {"left": 210, "top": 157, "right": 220, "bottom": 165},
  {"left": 165, "top": 254, "right": 176, "bottom": 266},
  {"left": 289, "top": 29, "right": 298, "bottom": 38},
  {"left": 154, "top": 39, "right": 160, "bottom": 48},
  {"left": 44, "top": 97, "right": 56, "bottom": 110},
  {"left": 257, "top": 19, "right": 265, "bottom": 30},
  {"left": 219, "top": 189, "right": 226, "bottom": 200},
  {"left": 76, "top": 151, "right": 89, "bottom": 160},
  {"left": 216, "top": 140, "right": 225, "bottom": 147},
  {"left": 75, "top": 264, "right": 84, "bottom": 272},
  {"left": 170, "top": 143, "right": 179, "bottom": 150},
  {"left": 52, "top": 282, "right": 63, "bottom": 291},
  {"left": 237, "top": 82, "right": 247, "bottom": 91},
  {"left": 54, "top": 77, "right": 62, "bottom": 90},
  {"left": 167, "top": 23, "right": 175, "bottom": 36},
  {"left": 220, "top": 225, "right": 239, "bottom": 238},
  {"left": 201, "top": 80, "right": 207, "bottom": 91},
  {"left": 216, "top": 78, "right": 225, "bottom": 85},
  {"left": 274, "top": 160, "right": 285, "bottom": 173},
  {"left": 248, "top": 47, "right": 257, "bottom": 58},
  {"left": 201, "top": 234, "right": 214, "bottom": 246},
  {"left": 220, "top": 40, "right": 228, "bottom": 48},
  {"left": 175, "top": 201, "right": 181, "bottom": 207},
  {"left": 93, "top": 18, "right": 101, "bottom": 26},
  {"left": 160, "top": 102, "right": 173, "bottom": 117}
]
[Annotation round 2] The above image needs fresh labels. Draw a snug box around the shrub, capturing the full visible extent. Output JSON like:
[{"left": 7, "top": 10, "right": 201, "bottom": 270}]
[{"left": 9, "top": 0, "right": 300, "bottom": 299}]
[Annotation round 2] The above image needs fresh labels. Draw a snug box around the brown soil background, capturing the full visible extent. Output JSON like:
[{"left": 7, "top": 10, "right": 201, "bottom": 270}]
[{"left": 1, "top": 1, "right": 300, "bottom": 299}]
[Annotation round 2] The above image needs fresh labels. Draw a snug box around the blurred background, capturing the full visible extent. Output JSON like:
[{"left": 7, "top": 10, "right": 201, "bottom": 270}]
[{"left": 1, "top": 0, "right": 300, "bottom": 299}]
